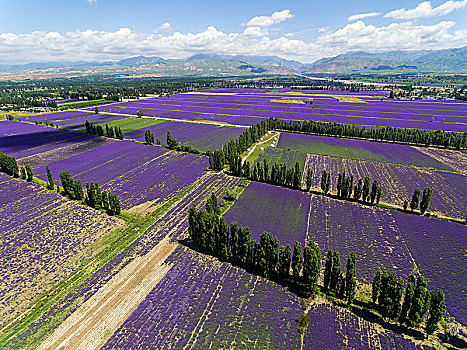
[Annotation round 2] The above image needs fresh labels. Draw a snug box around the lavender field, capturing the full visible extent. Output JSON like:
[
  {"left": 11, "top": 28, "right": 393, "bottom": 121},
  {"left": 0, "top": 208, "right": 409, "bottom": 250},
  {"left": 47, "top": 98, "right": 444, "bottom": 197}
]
[
  {"left": 1, "top": 87, "right": 465, "bottom": 349},
  {"left": 301, "top": 153, "right": 467, "bottom": 220},
  {"left": 125, "top": 120, "right": 246, "bottom": 151},
  {"left": 90, "top": 88, "right": 467, "bottom": 132},
  {"left": 0, "top": 174, "right": 123, "bottom": 326},
  {"left": 277, "top": 132, "right": 455, "bottom": 170},
  {"left": 103, "top": 246, "right": 305, "bottom": 350},
  {"left": 224, "top": 181, "right": 467, "bottom": 323}
]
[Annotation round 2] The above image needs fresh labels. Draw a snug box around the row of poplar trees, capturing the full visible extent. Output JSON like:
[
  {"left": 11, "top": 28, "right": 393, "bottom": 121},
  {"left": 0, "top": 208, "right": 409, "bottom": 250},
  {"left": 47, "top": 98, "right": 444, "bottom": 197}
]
[
  {"left": 58, "top": 170, "right": 120, "bottom": 215},
  {"left": 85, "top": 121, "right": 124, "bottom": 140},
  {"left": 372, "top": 269, "right": 445, "bottom": 335},
  {"left": 275, "top": 118, "right": 466, "bottom": 150},
  {"left": 188, "top": 194, "right": 358, "bottom": 302}
]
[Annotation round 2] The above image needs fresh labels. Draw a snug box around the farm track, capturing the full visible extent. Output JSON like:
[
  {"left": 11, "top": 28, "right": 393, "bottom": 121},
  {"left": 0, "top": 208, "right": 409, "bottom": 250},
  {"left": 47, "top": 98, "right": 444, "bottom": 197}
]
[{"left": 37, "top": 172, "right": 241, "bottom": 350}]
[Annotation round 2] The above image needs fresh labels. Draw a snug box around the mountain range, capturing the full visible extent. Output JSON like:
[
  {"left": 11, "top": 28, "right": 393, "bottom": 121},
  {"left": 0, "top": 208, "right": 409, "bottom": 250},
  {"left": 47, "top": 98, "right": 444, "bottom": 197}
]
[{"left": 0, "top": 46, "right": 465, "bottom": 80}]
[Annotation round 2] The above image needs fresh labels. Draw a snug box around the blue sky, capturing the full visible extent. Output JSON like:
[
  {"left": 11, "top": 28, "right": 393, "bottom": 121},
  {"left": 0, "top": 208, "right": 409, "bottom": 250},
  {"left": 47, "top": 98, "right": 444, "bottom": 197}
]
[{"left": 0, "top": 0, "right": 466, "bottom": 64}]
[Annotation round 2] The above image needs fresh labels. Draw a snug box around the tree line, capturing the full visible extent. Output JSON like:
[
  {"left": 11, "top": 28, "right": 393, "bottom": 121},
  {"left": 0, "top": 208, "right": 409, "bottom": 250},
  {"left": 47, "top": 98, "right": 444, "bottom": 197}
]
[
  {"left": 274, "top": 119, "right": 466, "bottom": 150},
  {"left": 372, "top": 269, "right": 445, "bottom": 336},
  {"left": 85, "top": 121, "right": 124, "bottom": 139},
  {"left": 188, "top": 194, "right": 357, "bottom": 303},
  {"left": 59, "top": 170, "right": 121, "bottom": 215}
]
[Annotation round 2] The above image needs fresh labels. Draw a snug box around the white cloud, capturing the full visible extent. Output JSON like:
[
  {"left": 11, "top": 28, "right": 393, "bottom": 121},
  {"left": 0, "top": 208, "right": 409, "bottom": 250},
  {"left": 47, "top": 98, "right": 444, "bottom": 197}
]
[
  {"left": 317, "top": 20, "right": 466, "bottom": 51},
  {"left": 0, "top": 17, "right": 465, "bottom": 65},
  {"left": 243, "top": 26, "right": 269, "bottom": 37},
  {"left": 243, "top": 9, "right": 293, "bottom": 27},
  {"left": 318, "top": 27, "right": 329, "bottom": 32},
  {"left": 86, "top": 0, "right": 97, "bottom": 3},
  {"left": 153, "top": 22, "right": 172, "bottom": 33},
  {"left": 348, "top": 12, "right": 381, "bottom": 21},
  {"left": 384, "top": 0, "right": 467, "bottom": 20}
]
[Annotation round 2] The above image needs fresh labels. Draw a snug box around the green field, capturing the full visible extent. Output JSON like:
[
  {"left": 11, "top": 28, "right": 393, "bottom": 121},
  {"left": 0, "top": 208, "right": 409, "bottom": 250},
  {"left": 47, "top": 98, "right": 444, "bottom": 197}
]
[
  {"left": 254, "top": 147, "right": 307, "bottom": 171},
  {"left": 97, "top": 117, "right": 166, "bottom": 134}
]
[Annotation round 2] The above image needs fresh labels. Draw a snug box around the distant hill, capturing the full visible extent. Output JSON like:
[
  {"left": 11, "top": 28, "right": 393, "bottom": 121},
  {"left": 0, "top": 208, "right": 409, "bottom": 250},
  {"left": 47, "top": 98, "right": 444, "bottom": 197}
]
[
  {"left": 0, "top": 46, "right": 465, "bottom": 79},
  {"left": 117, "top": 56, "right": 165, "bottom": 66},
  {"left": 304, "top": 46, "right": 467, "bottom": 73}
]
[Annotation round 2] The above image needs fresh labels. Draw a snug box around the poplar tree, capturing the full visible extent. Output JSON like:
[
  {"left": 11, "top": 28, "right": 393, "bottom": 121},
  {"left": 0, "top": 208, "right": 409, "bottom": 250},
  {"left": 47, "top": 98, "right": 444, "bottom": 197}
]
[
  {"left": 46, "top": 166, "right": 55, "bottom": 190},
  {"left": 408, "top": 275, "right": 428, "bottom": 327},
  {"left": 306, "top": 168, "right": 313, "bottom": 191},
  {"left": 426, "top": 291, "right": 446, "bottom": 335},
  {"left": 278, "top": 245, "right": 292, "bottom": 280},
  {"left": 370, "top": 180, "right": 378, "bottom": 204},
  {"left": 420, "top": 187, "right": 433, "bottom": 214},
  {"left": 292, "top": 241, "right": 302, "bottom": 283},
  {"left": 399, "top": 272, "right": 416, "bottom": 324},
  {"left": 372, "top": 269, "right": 382, "bottom": 304},
  {"left": 24, "top": 164, "right": 33, "bottom": 181},
  {"left": 410, "top": 188, "right": 420, "bottom": 212},
  {"left": 362, "top": 177, "right": 371, "bottom": 202},
  {"left": 330, "top": 251, "right": 341, "bottom": 293},
  {"left": 323, "top": 249, "right": 333, "bottom": 291},
  {"left": 345, "top": 252, "right": 357, "bottom": 306},
  {"left": 20, "top": 167, "right": 26, "bottom": 180}
]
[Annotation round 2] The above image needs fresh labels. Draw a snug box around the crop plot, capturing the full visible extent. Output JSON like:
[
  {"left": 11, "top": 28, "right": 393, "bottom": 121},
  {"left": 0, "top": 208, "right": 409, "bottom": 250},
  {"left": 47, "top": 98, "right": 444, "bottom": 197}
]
[
  {"left": 254, "top": 147, "right": 308, "bottom": 172},
  {"left": 302, "top": 153, "right": 467, "bottom": 220},
  {"left": 277, "top": 132, "right": 454, "bottom": 171},
  {"left": 223, "top": 181, "right": 311, "bottom": 248},
  {"left": 91, "top": 89, "right": 467, "bottom": 132},
  {"left": 224, "top": 181, "right": 465, "bottom": 323},
  {"left": 391, "top": 211, "right": 467, "bottom": 325},
  {"left": 0, "top": 175, "right": 123, "bottom": 326},
  {"left": 102, "top": 246, "right": 304, "bottom": 350},
  {"left": 125, "top": 120, "right": 246, "bottom": 151}
]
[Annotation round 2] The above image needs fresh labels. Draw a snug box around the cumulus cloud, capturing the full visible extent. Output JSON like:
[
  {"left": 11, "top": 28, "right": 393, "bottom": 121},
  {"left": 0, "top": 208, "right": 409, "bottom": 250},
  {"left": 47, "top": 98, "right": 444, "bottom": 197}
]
[
  {"left": 318, "top": 27, "right": 329, "bottom": 32},
  {"left": 0, "top": 16, "right": 466, "bottom": 65},
  {"left": 317, "top": 20, "right": 466, "bottom": 51},
  {"left": 243, "top": 9, "right": 294, "bottom": 27},
  {"left": 86, "top": 0, "right": 97, "bottom": 3},
  {"left": 153, "top": 22, "right": 172, "bottom": 33},
  {"left": 384, "top": 0, "right": 467, "bottom": 20},
  {"left": 348, "top": 12, "right": 381, "bottom": 21}
]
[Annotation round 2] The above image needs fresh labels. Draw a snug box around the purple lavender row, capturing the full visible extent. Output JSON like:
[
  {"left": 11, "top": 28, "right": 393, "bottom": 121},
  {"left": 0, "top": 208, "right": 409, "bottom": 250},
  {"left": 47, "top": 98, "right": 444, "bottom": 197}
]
[
  {"left": 124, "top": 98, "right": 467, "bottom": 118},
  {"left": 104, "top": 104, "right": 466, "bottom": 132},
  {"left": 224, "top": 181, "right": 311, "bottom": 248},
  {"left": 95, "top": 105, "right": 262, "bottom": 126},
  {"left": 125, "top": 121, "right": 246, "bottom": 152},
  {"left": 0, "top": 120, "right": 97, "bottom": 159},
  {"left": 51, "top": 113, "right": 127, "bottom": 127},
  {"left": 119, "top": 99, "right": 467, "bottom": 121},
  {"left": 103, "top": 151, "right": 210, "bottom": 209},
  {"left": 102, "top": 246, "right": 304, "bottom": 349},
  {"left": 20, "top": 110, "right": 93, "bottom": 122}
]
